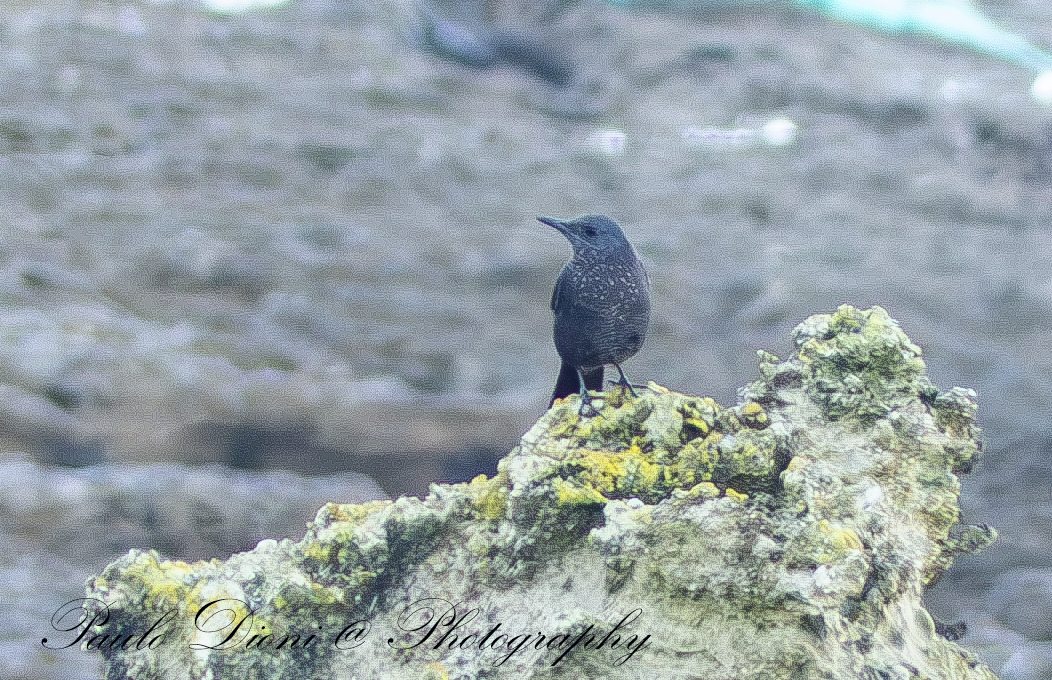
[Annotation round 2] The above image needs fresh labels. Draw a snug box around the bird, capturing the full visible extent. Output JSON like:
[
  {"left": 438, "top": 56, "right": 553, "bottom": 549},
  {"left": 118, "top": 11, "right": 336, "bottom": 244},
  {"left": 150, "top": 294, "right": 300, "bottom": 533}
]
[{"left": 539, "top": 214, "right": 650, "bottom": 415}]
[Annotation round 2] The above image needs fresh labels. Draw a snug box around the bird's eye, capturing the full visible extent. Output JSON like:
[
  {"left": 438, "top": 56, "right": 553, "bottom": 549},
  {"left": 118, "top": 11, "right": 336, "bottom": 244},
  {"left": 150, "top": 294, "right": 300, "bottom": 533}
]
[{"left": 584, "top": 228, "right": 597, "bottom": 237}]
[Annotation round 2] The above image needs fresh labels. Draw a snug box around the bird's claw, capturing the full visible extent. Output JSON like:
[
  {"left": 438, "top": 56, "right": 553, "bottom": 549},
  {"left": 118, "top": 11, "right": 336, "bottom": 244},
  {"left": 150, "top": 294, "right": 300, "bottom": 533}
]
[
  {"left": 610, "top": 377, "right": 648, "bottom": 398},
  {"left": 609, "top": 363, "right": 646, "bottom": 398},
  {"left": 577, "top": 392, "right": 603, "bottom": 417},
  {"left": 616, "top": 378, "right": 640, "bottom": 398}
]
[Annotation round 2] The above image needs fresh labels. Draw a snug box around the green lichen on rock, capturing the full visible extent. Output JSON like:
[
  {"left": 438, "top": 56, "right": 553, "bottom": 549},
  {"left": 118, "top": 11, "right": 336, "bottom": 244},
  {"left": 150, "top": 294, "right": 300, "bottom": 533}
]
[
  {"left": 790, "top": 305, "right": 929, "bottom": 425},
  {"left": 521, "top": 382, "right": 782, "bottom": 510},
  {"left": 82, "top": 306, "right": 998, "bottom": 679}
]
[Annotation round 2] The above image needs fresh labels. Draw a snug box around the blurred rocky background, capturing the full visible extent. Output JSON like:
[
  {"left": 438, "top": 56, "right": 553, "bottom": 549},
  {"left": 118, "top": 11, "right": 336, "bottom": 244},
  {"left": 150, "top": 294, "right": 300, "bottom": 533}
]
[{"left": 2, "top": 0, "right": 1052, "bottom": 677}]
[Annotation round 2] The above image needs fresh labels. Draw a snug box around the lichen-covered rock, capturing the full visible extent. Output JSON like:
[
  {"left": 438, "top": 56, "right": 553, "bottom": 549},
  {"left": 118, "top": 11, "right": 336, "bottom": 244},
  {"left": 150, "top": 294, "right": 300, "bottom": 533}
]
[{"left": 76, "top": 306, "right": 997, "bottom": 679}]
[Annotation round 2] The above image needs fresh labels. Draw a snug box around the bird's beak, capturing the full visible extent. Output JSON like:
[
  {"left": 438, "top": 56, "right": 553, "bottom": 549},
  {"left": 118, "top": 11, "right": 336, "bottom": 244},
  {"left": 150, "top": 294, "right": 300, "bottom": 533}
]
[{"left": 537, "top": 216, "right": 568, "bottom": 234}]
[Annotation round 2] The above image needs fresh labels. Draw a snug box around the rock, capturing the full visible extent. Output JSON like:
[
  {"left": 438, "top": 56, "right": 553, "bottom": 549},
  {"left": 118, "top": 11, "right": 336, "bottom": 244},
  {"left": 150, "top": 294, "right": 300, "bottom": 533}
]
[
  {"left": 0, "top": 454, "right": 386, "bottom": 680},
  {"left": 75, "top": 306, "right": 997, "bottom": 678},
  {"left": 0, "top": 454, "right": 387, "bottom": 561}
]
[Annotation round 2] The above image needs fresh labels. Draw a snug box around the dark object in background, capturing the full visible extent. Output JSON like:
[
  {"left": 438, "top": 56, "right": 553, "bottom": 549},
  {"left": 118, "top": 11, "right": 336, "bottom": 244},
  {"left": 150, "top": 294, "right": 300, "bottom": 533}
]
[
  {"left": 540, "top": 215, "right": 651, "bottom": 413},
  {"left": 934, "top": 618, "right": 968, "bottom": 642},
  {"left": 418, "top": 12, "right": 499, "bottom": 69},
  {"left": 416, "top": 7, "right": 575, "bottom": 87},
  {"left": 42, "top": 436, "right": 106, "bottom": 467},
  {"left": 490, "top": 31, "right": 574, "bottom": 87}
]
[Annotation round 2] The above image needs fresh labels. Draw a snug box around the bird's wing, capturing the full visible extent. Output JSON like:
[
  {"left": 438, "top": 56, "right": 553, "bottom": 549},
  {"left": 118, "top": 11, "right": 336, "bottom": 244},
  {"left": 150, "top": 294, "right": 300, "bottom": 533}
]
[
  {"left": 551, "top": 268, "right": 571, "bottom": 312},
  {"left": 551, "top": 268, "right": 598, "bottom": 313}
]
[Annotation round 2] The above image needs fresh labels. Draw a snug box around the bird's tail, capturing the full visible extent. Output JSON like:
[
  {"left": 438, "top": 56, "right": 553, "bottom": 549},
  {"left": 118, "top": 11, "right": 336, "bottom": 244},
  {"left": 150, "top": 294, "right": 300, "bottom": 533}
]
[{"left": 549, "top": 362, "right": 603, "bottom": 408}]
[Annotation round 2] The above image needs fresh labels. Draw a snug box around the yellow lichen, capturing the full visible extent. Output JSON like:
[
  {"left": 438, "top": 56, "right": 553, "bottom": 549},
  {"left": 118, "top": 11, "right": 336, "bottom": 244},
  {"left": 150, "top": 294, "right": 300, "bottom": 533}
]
[
  {"left": 676, "top": 435, "right": 719, "bottom": 476},
  {"left": 684, "top": 481, "right": 721, "bottom": 500},
  {"left": 547, "top": 405, "right": 583, "bottom": 438},
  {"left": 679, "top": 397, "right": 720, "bottom": 437},
  {"left": 553, "top": 478, "right": 607, "bottom": 506},
  {"left": 468, "top": 473, "right": 508, "bottom": 520},
  {"left": 423, "top": 662, "right": 450, "bottom": 680},
  {"left": 570, "top": 445, "right": 661, "bottom": 499},
  {"left": 122, "top": 552, "right": 196, "bottom": 611},
  {"left": 544, "top": 390, "right": 781, "bottom": 505},
  {"left": 725, "top": 488, "right": 748, "bottom": 503},
  {"left": 740, "top": 401, "right": 769, "bottom": 427},
  {"left": 322, "top": 500, "right": 392, "bottom": 525},
  {"left": 783, "top": 519, "right": 868, "bottom": 568},
  {"left": 818, "top": 520, "right": 864, "bottom": 553}
]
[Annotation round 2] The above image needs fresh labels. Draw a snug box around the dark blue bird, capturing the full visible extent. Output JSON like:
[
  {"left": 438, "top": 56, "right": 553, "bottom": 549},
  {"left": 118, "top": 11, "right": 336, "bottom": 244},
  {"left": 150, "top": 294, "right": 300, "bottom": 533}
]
[{"left": 540, "top": 214, "right": 650, "bottom": 415}]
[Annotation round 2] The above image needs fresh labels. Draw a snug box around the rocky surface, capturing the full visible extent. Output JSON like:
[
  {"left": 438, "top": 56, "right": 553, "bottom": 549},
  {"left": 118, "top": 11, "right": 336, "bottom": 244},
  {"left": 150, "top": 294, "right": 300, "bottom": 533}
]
[
  {"left": 78, "top": 306, "right": 998, "bottom": 679},
  {"left": 4, "top": 0, "right": 1052, "bottom": 677},
  {"left": 1, "top": 456, "right": 385, "bottom": 680},
  {"left": 3, "top": 0, "right": 1052, "bottom": 484}
]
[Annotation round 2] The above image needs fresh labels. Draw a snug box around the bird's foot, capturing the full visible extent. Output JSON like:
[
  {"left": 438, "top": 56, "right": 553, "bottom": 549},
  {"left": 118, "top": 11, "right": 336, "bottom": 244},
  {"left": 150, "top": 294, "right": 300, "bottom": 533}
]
[
  {"left": 577, "top": 391, "right": 603, "bottom": 417},
  {"left": 609, "top": 378, "right": 649, "bottom": 397},
  {"left": 610, "top": 363, "right": 645, "bottom": 398}
]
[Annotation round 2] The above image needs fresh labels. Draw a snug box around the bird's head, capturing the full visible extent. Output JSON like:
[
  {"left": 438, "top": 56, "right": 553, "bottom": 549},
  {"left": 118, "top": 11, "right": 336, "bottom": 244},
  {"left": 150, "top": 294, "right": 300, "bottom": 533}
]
[{"left": 537, "top": 214, "right": 629, "bottom": 254}]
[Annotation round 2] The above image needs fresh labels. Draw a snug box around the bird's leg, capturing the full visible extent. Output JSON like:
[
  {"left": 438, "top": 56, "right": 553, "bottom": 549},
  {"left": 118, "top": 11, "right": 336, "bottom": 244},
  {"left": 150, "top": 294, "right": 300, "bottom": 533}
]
[
  {"left": 576, "top": 368, "right": 602, "bottom": 417},
  {"left": 610, "top": 362, "right": 645, "bottom": 397}
]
